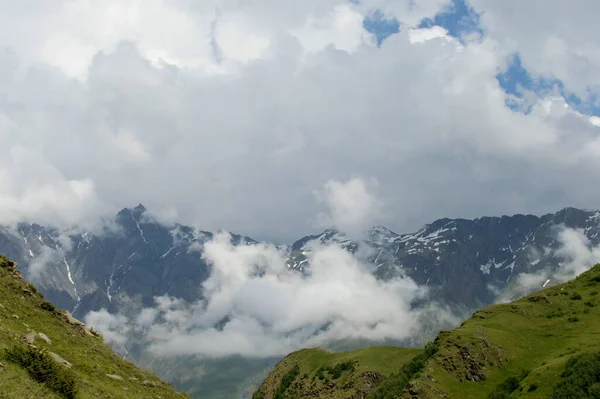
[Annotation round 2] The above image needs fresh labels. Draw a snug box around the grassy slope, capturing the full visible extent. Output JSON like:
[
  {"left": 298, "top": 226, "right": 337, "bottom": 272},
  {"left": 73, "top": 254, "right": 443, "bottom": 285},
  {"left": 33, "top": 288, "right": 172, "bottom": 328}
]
[
  {"left": 0, "top": 255, "right": 188, "bottom": 399},
  {"left": 253, "top": 346, "right": 422, "bottom": 398},
  {"left": 256, "top": 264, "right": 600, "bottom": 398},
  {"left": 404, "top": 264, "right": 600, "bottom": 398}
]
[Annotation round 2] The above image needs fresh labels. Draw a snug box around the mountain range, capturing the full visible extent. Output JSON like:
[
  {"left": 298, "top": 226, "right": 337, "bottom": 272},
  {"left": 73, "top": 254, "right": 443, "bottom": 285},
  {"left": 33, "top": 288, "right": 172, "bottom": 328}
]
[{"left": 1, "top": 205, "right": 599, "bottom": 398}]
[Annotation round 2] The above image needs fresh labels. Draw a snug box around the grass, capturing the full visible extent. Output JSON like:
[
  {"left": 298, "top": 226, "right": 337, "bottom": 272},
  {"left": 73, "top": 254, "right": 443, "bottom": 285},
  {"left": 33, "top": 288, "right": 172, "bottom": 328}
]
[
  {"left": 293, "top": 346, "right": 423, "bottom": 377},
  {"left": 0, "top": 255, "right": 188, "bottom": 399},
  {"left": 255, "top": 264, "right": 600, "bottom": 398},
  {"left": 400, "top": 264, "right": 600, "bottom": 398},
  {"left": 253, "top": 346, "right": 422, "bottom": 398},
  {"left": 551, "top": 351, "right": 600, "bottom": 398},
  {"left": 4, "top": 345, "right": 78, "bottom": 398},
  {"left": 367, "top": 342, "right": 439, "bottom": 398},
  {"left": 272, "top": 365, "right": 300, "bottom": 399}
]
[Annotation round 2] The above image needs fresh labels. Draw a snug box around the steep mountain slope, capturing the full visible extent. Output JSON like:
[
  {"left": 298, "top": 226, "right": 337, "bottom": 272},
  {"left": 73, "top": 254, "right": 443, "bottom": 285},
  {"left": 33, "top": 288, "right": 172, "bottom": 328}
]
[
  {"left": 0, "top": 255, "right": 187, "bottom": 399},
  {"left": 255, "top": 264, "right": 600, "bottom": 398}
]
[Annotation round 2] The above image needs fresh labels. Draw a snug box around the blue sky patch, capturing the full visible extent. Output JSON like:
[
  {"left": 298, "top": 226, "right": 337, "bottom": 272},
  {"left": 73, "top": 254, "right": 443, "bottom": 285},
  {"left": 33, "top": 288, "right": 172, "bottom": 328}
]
[
  {"left": 497, "top": 54, "right": 600, "bottom": 116},
  {"left": 361, "top": 0, "right": 600, "bottom": 118},
  {"left": 418, "top": 0, "right": 482, "bottom": 39},
  {"left": 362, "top": 10, "right": 400, "bottom": 46}
]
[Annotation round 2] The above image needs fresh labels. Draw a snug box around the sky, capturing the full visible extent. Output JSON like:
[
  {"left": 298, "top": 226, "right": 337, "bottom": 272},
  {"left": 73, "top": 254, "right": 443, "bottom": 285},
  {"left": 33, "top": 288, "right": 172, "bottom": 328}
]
[{"left": 2, "top": 0, "right": 600, "bottom": 242}]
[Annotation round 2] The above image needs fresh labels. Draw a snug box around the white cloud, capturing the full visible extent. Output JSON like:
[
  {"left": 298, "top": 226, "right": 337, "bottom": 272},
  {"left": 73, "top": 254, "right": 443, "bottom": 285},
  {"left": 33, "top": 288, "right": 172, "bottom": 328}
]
[
  {"left": 84, "top": 308, "right": 131, "bottom": 347},
  {"left": 0, "top": 1, "right": 599, "bottom": 243},
  {"left": 497, "top": 227, "right": 600, "bottom": 303},
  {"left": 89, "top": 233, "right": 450, "bottom": 358},
  {"left": 293, "top": 4, "right": 372, "bottom": 53},
  {"left": 315, "top": 177, "right": 383, "bottom": 238},
  {"left": 28, "top": 246, "right": 60, "bottom": 281},
  {"left": 555, "top": 228, "right": 600, "bottom": 280},
  {"left": 470, "top": 0, "right": 600, "bottom": 96},
  {"left": 111, "top": 129, "right": 151, "bottom": 165},
  {"left": 409, "top": 26, "right": 450, "bottom": 44}
]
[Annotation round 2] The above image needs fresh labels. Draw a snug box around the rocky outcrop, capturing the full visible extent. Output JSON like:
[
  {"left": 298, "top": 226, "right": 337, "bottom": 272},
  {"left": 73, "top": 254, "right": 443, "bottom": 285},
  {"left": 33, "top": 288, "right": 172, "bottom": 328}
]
[
  {"left": 38, "top": 332, "right": 51, "bottom": 345},
  {"left": 49, "top": 352, "right": 73, "bottom": 369},
  {"left": 22, "top": 331, "right": 35, "bottom": 345}
]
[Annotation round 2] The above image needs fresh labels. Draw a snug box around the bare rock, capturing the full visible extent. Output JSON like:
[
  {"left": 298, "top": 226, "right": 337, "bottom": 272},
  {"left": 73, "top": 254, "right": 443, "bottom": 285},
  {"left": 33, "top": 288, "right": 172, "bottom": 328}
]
[
  {"left": 49, "top": 352, "right": 73, "bottom": 369},
  {"left": 61, "top": 310, "right": 84, "bottom": 326},
  {"left": 38, "top": 332, "right": 51, "bottom": 345},
  {"left": 106, "top": 374, "right": 124, "bottom": 381},
  {"left": 142, "top": 380, "right": 159, "bottom": 387},
  {"left": 12, "top": 314, "right": 19, "bottom": 319},
  {"left": 22, "top": 331, "right": 35, "bottom": 345}
]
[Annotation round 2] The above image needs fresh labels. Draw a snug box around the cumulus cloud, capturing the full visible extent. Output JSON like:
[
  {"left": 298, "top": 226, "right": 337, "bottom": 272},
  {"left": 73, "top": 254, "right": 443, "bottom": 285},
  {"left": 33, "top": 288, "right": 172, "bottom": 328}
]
[
  {"left": 28, "top": 246, "right": 61, "bottom": 281},
  {"left": 86, "top": 232, "right": 453, "bottom": 358},
  {"left": 315, "top": 177, "right": 382, "bottom": 238},
  {"left": 497, "top": 227, "right": 600, "bottom": 303},
  {"left": 555, "top": 228, "right": 600, "bottom": 279},
  {"left": 1, "top": 1, "right": 600, "bottom": 244},
  {"left": 471, "top": 0, "right": 600, "bottom": 96},
  {"left": 84, "top": 309, "right": 130, "bottom": 348}
]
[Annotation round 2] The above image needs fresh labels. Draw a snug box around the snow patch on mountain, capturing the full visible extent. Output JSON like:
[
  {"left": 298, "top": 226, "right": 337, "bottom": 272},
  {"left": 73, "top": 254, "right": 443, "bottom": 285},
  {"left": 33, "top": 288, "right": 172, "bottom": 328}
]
[{"left": 129, "top": 209, "right": 148, "bottom": 244}]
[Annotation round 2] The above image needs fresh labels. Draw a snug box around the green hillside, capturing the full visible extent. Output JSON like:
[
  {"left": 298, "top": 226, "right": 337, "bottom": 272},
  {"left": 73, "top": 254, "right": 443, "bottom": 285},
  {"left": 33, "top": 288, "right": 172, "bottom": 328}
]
[
  {"left": 255, "top": 264, "right": 600, "bottom": 398},
  {"left": 253, "top": 346, "right": 422, "bottom": 398},
  {"left": 0, "top": 255, "right": 188, "bottom": 399}
]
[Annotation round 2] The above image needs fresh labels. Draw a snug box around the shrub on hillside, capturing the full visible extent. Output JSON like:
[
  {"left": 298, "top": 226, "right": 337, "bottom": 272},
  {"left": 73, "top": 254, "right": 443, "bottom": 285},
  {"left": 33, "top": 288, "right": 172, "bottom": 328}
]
[
  {"left": 26, "top": 282, "right": 38, "bottom": 294},
  {"left": 329, "top": 361, "right": 356, "bottom": 379},
  {"left": 0, "top": 255, "right": 16, "bottom": 269},
  {"left": 552, "top": 351, "right": 600, "bottom": 398},
  {"left": 41, "top": 301, "right": 57, "bottom": 313},
  {"left": 487, "top": 370, "right": 530, "bottom": 399},
  {"left": 367, "top": 342, "right": 439, "bottom": 399},
  {"left": 4, "top": 345, "right": 78, "bottom": 399},
  {"left": 273, "top": 365, "right": 300, "bottom": 399}
]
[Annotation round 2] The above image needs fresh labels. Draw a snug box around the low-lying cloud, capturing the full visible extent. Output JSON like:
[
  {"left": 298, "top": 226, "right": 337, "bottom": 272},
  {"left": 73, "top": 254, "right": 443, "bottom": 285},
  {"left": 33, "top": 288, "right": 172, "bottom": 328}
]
[
  {"left": 497, "top": 227, "right": 600, "bottom": 303},
  {"left": 86, "top": 232, "right": 452, "bottom": 358}
]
